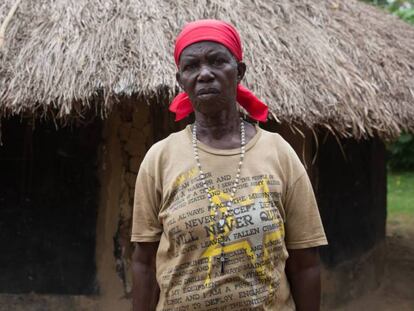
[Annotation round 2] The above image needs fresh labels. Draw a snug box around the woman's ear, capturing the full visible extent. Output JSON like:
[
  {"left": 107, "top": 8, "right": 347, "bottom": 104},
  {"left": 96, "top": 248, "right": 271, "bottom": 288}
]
[
  {"left": 176, "top": 71, "right": 184, "bottom": 89},
  {"left": 237, "top": 62, "right": 246, "bottom": 83}
]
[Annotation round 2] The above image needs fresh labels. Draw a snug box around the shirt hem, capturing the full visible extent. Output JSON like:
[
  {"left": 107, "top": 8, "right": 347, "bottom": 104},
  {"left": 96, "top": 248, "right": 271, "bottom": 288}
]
[
  {"left": 286, "top": 237, "right": 328, "bottom": 249},
  {"left": 131, "top": 234, "right": 161, "bottom": 243}
]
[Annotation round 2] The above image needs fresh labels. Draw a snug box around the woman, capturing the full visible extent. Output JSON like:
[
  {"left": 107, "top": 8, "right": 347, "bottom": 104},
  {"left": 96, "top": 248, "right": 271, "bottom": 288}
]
[{"left": 132, "top": 20, "right": 327, "bottom": 311}]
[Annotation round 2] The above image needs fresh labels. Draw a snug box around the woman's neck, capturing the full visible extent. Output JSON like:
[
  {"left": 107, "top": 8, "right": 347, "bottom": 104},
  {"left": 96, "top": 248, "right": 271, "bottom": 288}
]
[{"left": 193, "top": 108, "right": 255, "bottom": 150}]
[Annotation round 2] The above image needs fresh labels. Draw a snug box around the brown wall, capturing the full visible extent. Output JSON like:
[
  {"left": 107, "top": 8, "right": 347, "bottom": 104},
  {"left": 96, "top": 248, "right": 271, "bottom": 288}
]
[
  {"left": 94, "top": 102, "right": 154, "bottom": 310},
  {"left": 317, "top": 133, "right": 387, "bottom": 307},
  {"left": 0, "top": 111, "right": 387, "bottom": 310}
]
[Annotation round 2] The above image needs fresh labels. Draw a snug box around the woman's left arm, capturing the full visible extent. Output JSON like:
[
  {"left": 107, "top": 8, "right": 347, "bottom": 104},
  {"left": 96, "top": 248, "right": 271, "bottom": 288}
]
[{"left": 286, "top": 247, "right": 322, "bottom": 311}]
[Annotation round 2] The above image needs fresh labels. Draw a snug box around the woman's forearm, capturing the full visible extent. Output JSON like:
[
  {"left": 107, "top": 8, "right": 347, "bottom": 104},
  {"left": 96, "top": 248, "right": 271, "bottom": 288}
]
[
  {"left": 132, "top": 261, "right": 159, "bottom": 311},
  {"left": 286, "top": 247, "right": 322, "bottom": 311},
  {"left": 132, "top": 242, "right": 160, "bottom": 311}
]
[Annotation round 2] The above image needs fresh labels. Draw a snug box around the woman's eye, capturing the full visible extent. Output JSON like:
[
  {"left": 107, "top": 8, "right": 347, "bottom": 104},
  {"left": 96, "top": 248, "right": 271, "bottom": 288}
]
[
  {"left": 213, "top": 58, "right": 225, "bottom": 65},
  {"left": 183, "top": 63, "right": 197, "bottom": 71}
]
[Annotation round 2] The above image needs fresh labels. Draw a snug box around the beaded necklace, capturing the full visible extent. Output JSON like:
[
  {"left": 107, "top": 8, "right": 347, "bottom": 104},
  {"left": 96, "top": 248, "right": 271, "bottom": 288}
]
[{"left": 191, "top": 118, "right": 246, "bottom": 274}]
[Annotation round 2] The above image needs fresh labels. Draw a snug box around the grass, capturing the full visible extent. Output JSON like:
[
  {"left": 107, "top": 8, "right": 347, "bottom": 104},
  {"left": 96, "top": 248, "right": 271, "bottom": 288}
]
[{"left": 387, "top": 171, "right": 414, "bottom": 216}]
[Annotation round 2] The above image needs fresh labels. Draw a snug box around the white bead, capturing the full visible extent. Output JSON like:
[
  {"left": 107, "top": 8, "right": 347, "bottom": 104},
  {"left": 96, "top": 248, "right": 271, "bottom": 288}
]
[{"left": 192, "top": 120, "right": 247, "bottom": 246}]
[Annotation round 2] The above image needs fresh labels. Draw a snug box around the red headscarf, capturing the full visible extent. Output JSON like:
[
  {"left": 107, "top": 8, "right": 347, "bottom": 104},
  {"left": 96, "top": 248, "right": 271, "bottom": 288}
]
[{"left": 170, "top": 19, "right": 268, "bottom": 122}]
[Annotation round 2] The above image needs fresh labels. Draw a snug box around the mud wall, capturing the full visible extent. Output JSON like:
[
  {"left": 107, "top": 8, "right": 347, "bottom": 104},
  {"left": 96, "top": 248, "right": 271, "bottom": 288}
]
[
  {"left": 95, "top": 101, "right": 184, "bottom": 310},
  {"left": 317, "top": 134, "right": 387, "bottom": 307},
  {"left": 317, "top": 135, "right": 386, "bottom": 265},
  {"left": 93, "top": 102, "right": 155, "bottom": 311}
]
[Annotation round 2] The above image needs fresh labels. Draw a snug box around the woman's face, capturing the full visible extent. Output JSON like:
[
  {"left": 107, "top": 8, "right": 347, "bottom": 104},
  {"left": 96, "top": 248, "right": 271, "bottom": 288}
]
[{"left": 176, "top": 41, "right": 246, "bottom": 115}]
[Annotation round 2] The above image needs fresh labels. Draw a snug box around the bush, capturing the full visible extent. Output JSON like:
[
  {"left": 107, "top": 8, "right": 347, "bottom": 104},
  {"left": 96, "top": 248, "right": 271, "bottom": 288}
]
[
  {"left": 387, "top": 134, "right": 414, "bottom": 171},
  {"left": 364, "top": 0, "right": 414, "bottom": 24}
]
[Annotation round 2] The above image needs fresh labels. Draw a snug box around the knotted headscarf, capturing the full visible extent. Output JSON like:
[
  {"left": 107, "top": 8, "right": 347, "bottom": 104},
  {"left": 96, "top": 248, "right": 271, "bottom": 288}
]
[{"left": 170, "top": 19, "right": 268, "bottom": 122}]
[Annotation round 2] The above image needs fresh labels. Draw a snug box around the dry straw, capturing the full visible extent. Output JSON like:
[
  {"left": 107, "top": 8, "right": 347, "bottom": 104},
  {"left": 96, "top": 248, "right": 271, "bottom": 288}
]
[
  {"left": 0, "top": 0, "right": 21, "bottom": 48},
  {"left": 0, "top": 0, "right": 413, "bottom": 139}
]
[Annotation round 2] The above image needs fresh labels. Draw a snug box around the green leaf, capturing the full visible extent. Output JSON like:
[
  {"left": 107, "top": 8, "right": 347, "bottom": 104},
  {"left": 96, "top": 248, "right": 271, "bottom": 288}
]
[{"left": 399, "top": 134, "right": 413, "bottom": 143}]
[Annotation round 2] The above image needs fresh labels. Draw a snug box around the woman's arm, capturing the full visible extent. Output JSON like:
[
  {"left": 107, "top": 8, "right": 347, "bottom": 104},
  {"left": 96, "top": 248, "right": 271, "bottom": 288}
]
[
  {"left": 285, "top": 247, "right": 322, "bottom": 311},
  {"left": 132, "top": 242, "right": 160, "bottom": 311}
]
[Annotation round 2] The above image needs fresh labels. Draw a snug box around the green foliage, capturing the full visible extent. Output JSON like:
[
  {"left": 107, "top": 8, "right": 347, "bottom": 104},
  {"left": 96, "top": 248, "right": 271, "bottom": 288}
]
[
  {"left": 387, "top": 171, "right": 414, "bottom": 215},
  {"left": 394, "top": 6, "right": 414, "bottom": 23},
  {"left": 364, "top": 0, "right": 414, "bottom": 24},
  {"left": 387, "top": 134, "right": 414, "bottom": 171}
]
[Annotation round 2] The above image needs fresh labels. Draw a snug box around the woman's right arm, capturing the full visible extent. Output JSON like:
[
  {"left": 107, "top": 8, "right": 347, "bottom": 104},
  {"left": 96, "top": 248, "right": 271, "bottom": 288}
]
[{"left": 132, "top": 242, "right": 160, "bottom": 311}]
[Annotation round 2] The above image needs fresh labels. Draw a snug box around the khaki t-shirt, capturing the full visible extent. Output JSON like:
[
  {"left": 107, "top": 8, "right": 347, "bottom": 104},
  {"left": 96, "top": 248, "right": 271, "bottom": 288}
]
[{"left": 131, "top": 125, "right": 327, "bottom": 311}]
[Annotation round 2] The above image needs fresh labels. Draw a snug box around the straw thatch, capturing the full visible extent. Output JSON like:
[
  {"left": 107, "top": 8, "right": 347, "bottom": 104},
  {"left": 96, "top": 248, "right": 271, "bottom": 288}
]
[{"left": 0, "top": 0, "right": 413, "bottom": 139}]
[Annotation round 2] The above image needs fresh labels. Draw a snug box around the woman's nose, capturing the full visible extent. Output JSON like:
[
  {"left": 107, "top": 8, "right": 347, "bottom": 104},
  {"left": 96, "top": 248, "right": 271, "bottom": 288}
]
[{"left": 197, "top": 65, "right": 214, "bottom": 82}]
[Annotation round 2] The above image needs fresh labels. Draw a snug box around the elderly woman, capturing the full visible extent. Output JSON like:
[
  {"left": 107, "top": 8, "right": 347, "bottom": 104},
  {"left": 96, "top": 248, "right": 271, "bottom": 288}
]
[{"left": 131, "top": 20, "right": 327, "bottom": 311}]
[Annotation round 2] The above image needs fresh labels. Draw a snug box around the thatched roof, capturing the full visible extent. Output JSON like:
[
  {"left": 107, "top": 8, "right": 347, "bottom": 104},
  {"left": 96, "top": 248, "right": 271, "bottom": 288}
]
[{"left": 1, "top": 0, "right": 413, "bottom": 139}]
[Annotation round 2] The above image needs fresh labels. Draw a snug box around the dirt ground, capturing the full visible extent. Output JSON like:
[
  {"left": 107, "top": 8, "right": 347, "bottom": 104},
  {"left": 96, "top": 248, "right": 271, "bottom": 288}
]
[
  {"left": 1, "top": 215, "right": 413, "bottom": 311},
  {"left": 334, "top": 214, "right": 414, "bottom": 311},
  {"left": 0, "top": 294, "right": 99, "bottom": 311}
]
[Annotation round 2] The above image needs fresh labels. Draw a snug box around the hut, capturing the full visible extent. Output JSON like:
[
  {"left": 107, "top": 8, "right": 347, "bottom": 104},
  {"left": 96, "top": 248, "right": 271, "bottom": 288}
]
[{"left": 0, "top": 0, "right": 413, "bottom": 310}]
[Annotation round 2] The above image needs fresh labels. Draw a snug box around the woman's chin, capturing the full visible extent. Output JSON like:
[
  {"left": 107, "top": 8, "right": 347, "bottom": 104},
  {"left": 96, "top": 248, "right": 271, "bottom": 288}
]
[{"left": 192, "top": 96, "right": 233, "bottom": 115}]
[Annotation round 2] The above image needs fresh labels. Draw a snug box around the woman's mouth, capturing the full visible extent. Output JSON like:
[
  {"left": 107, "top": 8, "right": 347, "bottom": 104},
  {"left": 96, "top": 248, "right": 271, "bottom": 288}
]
[{"left": 196, "top": 88, "right": 220, "bottom": 99}]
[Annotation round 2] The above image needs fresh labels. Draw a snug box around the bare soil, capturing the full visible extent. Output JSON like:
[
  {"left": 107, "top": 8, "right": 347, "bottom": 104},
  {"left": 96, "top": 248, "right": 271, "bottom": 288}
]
[
  {"left": 335, "top": 214, "right": 414, "bottom": 311},
  {"left": 0, "top": 294, "right": 99, "bottom": 311}
]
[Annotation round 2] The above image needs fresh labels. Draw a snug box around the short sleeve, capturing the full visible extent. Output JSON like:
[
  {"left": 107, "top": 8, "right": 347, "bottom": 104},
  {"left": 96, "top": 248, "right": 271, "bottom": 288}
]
[
  {"left": 131, "top": 166, "right": 163, "bottom": 242},
  {"left": 284, "top": 172, "right": 328, "bottom": 249}
]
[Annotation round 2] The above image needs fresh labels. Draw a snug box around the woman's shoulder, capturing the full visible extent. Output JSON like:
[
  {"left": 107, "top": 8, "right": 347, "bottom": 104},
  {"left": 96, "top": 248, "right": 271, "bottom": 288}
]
[
  {"left": 141, "top": 127, "right": 190, "bottom": 165},
  {"left": 257, "top": 127, "right": 306, "bottom": 178},
  {"left": 258, "top": 127, "right": 295, "bottom": 153},
  {"left": 151, "top": 127, "right": 188, "bottom": 150}
]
